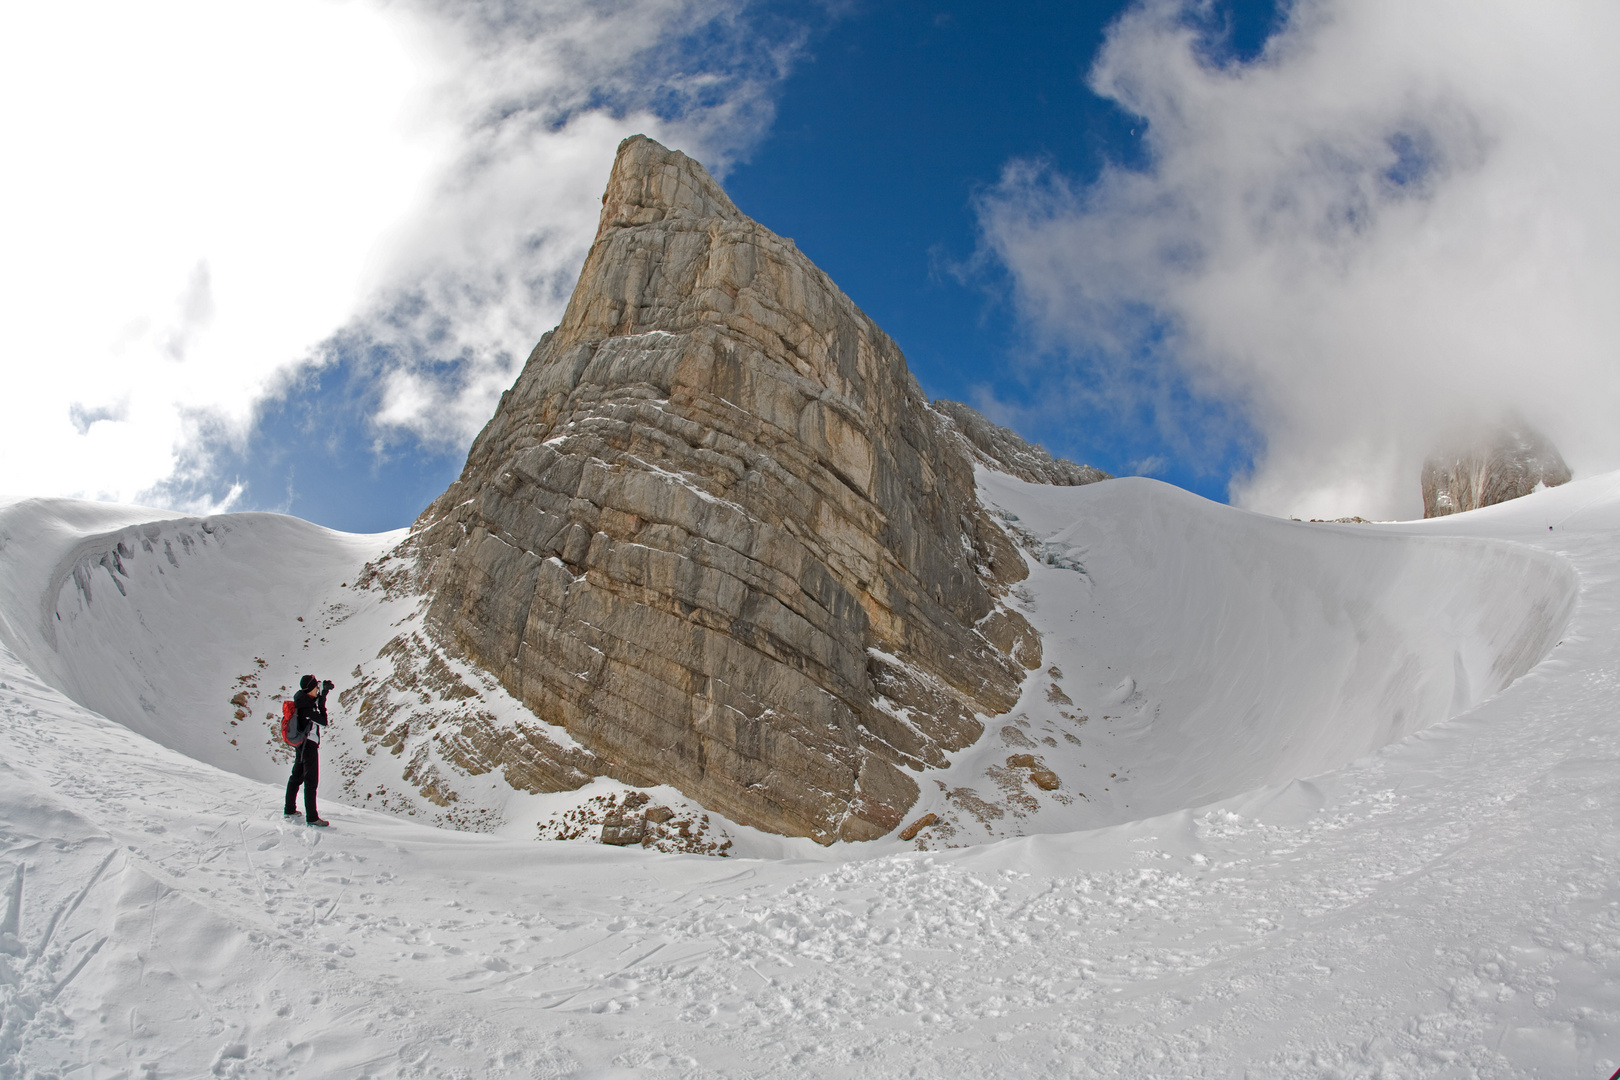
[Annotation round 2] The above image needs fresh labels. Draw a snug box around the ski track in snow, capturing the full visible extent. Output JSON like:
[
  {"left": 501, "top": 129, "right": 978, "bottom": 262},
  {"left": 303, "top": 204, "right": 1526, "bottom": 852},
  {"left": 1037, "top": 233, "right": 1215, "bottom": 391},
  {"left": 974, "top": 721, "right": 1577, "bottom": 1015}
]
[{"left": 3, "top": 477, "right": 1620, "bottom": 1076}]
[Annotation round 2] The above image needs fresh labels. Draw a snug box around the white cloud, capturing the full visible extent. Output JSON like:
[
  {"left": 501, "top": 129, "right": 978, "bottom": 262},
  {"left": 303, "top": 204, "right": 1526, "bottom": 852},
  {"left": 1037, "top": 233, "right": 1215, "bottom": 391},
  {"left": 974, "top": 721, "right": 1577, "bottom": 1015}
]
[
  {"left": 1, "top": 0, "right": 799, "bottom": 507},
  {"left": 2, "top": 0, "right": 438, "bottom": 503},
  {"left": 340, "top": 0, "right": 800, "bottom": 451},
  {"left": 979, "top": 0, "right": 1620, "bottom": 520}
]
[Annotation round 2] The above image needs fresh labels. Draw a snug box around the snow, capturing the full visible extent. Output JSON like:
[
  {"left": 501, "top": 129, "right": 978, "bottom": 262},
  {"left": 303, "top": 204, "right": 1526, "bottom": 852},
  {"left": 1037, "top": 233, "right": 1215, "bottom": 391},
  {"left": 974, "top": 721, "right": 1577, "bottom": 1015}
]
[
  {"left": 934, "top": 471, "right": 1578, "bottom": 836},
  {"left": 0, "top": 498, "right": 400, "bottom": 786},
  {"left": 3, "top": 472, "right": 1620, "bottom": 1076}
]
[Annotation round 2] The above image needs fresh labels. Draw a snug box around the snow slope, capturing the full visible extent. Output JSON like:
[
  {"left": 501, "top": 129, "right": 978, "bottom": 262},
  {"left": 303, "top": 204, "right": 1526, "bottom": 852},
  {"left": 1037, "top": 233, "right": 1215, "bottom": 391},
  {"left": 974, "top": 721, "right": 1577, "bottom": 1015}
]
[
  {"left": 2, "top": 474, "right": 1618, "bottom": 1076},
  {"left": 0, "top": 498, "right": 398, "bottom": 784},
  {"left": 909, "top": 473, "right": 1577, "bottom": 840},
  {"left": 0, "top": 499, "right": 733, "bottom": 850}
]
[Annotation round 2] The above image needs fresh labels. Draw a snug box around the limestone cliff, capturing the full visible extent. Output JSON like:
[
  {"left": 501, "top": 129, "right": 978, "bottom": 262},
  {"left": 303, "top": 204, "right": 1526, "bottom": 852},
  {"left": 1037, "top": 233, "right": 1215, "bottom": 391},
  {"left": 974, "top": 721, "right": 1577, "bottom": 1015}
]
[
  {"left": 932, "top": 400, "right": 1110, "bottom": 487},
  {"left": 407, "top": 136, "right": 1044, "bottom": 843},
  {"left": 1421, "top": 419, "right": 1571, "bottom": 518}
]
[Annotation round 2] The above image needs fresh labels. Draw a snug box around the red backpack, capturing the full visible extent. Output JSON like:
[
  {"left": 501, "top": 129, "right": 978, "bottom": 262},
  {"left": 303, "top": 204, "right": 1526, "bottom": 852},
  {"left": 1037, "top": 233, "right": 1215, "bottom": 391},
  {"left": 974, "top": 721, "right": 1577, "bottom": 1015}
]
[{"left": 280, "top": 700, "right": 305, "bottom": 747}]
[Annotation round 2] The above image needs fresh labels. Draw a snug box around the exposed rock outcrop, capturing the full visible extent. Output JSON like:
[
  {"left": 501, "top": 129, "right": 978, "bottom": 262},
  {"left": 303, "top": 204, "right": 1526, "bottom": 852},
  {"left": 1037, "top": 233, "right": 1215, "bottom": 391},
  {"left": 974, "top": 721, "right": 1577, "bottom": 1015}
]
[
  {"left": 932, "top": 400, "right": 1110, "bottom": 487},
  {"left": 408, "top": 136, "right": 1045, "bottom": 843},
  {"left": 1421, "top": 419, "right": 1571, "bottom": 518}
]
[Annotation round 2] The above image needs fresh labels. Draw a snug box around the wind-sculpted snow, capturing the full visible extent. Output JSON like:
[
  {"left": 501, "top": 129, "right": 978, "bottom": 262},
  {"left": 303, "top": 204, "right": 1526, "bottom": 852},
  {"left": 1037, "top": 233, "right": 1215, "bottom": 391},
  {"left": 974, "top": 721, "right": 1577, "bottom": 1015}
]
[
  {"left": 0, "top": 468, "right": 1580, "bottom": 852},
  {"left": 0, "top": 473, "right": 1616, "bottom": 1073},
  {"left": 5, "top": 458, "right": 1620, "bottom": 1080},
  {"left": 0, "top": 497, "right": 702, "bottom": 846},
  {"left": 917, "top": 474, "right": 1580, "bottom": 839},
  {"left": 0, "top": 498, "right": 399, "bottom": 786}
]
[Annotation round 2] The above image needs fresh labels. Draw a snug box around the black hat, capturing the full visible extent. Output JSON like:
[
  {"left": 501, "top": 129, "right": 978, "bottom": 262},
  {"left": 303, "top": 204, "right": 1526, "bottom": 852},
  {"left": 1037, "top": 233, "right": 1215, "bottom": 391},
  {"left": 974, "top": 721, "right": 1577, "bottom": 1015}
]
[{"left": 300, "top": 674, "right": 317, "bottom": 690}]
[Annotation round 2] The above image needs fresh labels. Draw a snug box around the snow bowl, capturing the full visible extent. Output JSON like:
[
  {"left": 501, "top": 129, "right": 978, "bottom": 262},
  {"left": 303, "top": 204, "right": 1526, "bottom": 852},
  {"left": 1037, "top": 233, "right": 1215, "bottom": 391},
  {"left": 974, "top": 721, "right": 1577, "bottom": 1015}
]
[
  {"left": 972, "top": 475, "right": 1581, "bottom": 829},
  {"left": 0, "top": 498, "right": 398, "bottom": 786},
  {"left": 0, "top": 484, "right": 1584, "bottom": 842}
]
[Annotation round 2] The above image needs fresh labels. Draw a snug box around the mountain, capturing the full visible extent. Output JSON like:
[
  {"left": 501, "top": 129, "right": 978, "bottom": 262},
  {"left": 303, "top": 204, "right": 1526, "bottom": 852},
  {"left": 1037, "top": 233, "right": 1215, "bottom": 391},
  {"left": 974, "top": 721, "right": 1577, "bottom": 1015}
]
[
  {"left": 1421, "top": 417, "right": 1572, "bottom": 517},
  {"left": 0, "top": 465, "right": 1603, "bottom": 1076},
  {"left": 0, "top": 152, "right": 1591, "bottom": 1066},
  {"left": 931, "top": 399, "right": 1110, "bottom": 486},
  {"left": 400, "top": 136, "right": 1057, "bottom": 842}
]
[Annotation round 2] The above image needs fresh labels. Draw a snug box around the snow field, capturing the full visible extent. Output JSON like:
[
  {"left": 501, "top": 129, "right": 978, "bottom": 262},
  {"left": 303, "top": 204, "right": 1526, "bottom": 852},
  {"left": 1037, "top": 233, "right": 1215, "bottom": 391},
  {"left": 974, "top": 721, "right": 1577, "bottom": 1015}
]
[
  {"left": 0, "top": 498, "right": 742, "bottom": 848},
  {"left": 0, "top": 498, "right": 401, "bottom": 786},
  {"left": 0, "top": 472, "right": 1578, "bottom": 853},
  {"left": 6, "top": 599, "right": 1620, "bottom": 1076},
  {"left": 2, "top": 475, "right": 1619, "bottom": 1074},
  {"left": 917, "top": 473, "right": 1578, "bottom": 839}
]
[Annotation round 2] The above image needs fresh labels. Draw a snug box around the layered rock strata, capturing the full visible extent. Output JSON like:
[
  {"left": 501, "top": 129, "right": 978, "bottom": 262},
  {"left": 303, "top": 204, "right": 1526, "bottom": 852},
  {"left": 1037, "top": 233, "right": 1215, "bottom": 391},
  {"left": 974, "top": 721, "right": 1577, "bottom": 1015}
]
[
  {"left": 1422, "top": 418, "right": 1571, "bottom": 518},
  {"left": 932, "top": 400, "right": 1110, "bottom": 487},
  {"left": 409, "top": 136, "right": 1043, "bottom": 843}
]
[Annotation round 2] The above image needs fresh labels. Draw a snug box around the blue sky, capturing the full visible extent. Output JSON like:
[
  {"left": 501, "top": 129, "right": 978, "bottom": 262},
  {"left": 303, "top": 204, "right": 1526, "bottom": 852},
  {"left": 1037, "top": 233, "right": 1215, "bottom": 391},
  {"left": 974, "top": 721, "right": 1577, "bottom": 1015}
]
[
  {"left": 7, "top": 0, "right": 1618, "bottom": 531},
  {"left": 725, "top": 0, "right": 1278, "bottom": 502},
  {"left": 213, "top": 0, "right": 1281, "bottom": 533}
]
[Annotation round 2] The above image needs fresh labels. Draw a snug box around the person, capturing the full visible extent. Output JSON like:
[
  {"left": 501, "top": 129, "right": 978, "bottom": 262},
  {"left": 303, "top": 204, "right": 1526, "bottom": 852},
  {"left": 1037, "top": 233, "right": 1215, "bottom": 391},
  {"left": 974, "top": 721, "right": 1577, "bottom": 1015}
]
[{"left": 284, "top": 674, "right": 334, "bottom": 826}]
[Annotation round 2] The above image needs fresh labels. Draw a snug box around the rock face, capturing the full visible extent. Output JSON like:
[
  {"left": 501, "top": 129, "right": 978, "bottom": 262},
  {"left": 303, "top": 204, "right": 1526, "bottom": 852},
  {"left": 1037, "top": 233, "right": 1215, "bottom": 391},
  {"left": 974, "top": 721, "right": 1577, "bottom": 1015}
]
[
  {"left": 1421, "top": 419, "right": 1572, "bottom": 518},
  {"left": 932, "top": 400, "right": 1110, "bottom": 487},
  {"left": 410, "top": 136, "right": 1044, "bottom": 843}
]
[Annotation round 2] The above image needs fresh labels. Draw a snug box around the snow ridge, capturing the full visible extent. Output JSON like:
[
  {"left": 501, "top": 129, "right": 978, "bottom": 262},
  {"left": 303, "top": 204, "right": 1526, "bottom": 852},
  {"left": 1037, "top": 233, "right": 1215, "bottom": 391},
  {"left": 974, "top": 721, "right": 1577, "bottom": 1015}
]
[{"left": 1, "top": 472, "right": 1615, "bottom": 1075}]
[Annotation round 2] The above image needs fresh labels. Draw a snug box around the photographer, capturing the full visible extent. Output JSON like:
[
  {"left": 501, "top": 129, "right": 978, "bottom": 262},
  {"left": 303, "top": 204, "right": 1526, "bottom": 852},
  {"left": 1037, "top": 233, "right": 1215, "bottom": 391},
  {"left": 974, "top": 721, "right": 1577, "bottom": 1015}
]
[{"left": 284, "top": 674, "right": 334, "bottom": 827}]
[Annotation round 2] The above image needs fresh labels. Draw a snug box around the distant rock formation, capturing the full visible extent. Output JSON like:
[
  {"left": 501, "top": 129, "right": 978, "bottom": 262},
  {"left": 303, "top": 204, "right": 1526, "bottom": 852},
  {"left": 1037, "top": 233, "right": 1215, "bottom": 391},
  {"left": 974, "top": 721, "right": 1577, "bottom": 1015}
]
[
  {"left": 931, "top": 400, "right": 1110, "bottom": 486},
  {"left": 407, "top": 136, "right": 1051, "bottom": 843},
  {"left": 1421, "top": 419, "right": 1572, "bottom": 518}
]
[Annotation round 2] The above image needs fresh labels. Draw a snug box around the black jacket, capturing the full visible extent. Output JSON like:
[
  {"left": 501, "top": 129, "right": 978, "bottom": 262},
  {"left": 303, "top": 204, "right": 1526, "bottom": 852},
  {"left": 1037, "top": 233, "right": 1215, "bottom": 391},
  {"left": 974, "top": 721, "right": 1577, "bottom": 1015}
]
[{"left": 293, "top": 687, "right": 328, "bottom": 740}]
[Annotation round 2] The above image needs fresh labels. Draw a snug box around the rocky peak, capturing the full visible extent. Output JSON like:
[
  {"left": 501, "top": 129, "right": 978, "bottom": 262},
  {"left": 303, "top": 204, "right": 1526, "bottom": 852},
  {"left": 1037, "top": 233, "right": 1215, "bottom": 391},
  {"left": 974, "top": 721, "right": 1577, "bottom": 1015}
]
[
  {"left": 409, "top": 135, "right": 1046, "bottom": 843},
  {"left": 932, "top": 400, "right": 1111, "bottom": 487},
  {"left": 595, "top": 135, "right": 746, "bottom": 235},
  {"left": 1421, "top": 418, "right": 1571, "bottom": 518}
]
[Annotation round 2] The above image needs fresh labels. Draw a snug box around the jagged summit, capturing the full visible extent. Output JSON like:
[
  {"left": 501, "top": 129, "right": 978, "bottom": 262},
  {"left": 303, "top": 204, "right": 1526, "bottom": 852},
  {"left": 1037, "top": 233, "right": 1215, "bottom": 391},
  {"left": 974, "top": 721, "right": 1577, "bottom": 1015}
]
[
  {"left": 405, "top": 135, "right": 1050, "bottom": 842},
  {"left": 932, "top": 400, "right": 1110, "bottom": 487},
  {"left": 596, "top": 135, "right": 746, "bottom": 234},
  {"left": 1421, "top": 416, "right": 1571, "bottom": 518}
]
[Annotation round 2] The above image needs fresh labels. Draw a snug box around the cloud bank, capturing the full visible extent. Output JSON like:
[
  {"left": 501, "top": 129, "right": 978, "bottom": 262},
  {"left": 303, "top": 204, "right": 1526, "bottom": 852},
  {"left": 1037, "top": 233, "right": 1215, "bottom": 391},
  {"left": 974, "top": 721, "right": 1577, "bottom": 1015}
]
[
  {"left": 2, "top": 0, "right": 801, "bottom": 511},
  {"left": 339, "top": 0, "right": 801, "bottom": 455},
  {"left": 980, "top": 0, "right": 1620, "bottom": 519}
]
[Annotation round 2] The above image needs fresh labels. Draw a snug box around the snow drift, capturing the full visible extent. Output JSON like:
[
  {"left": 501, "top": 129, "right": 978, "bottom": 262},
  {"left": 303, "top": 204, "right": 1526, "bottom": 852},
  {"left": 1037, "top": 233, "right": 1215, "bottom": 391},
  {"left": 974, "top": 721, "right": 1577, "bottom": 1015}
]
[
  {"left": 0, "top": 476, "right": 1578, "bottom": 841},
  {"left": 0, "top": 498, "right": 396, "bottom": 785},
  {"left": 938, "top": 474, "right": 1579, "bottom": 835},
  {"left": 1, "top": 477, "right": 1612, "bottom": 1077}
]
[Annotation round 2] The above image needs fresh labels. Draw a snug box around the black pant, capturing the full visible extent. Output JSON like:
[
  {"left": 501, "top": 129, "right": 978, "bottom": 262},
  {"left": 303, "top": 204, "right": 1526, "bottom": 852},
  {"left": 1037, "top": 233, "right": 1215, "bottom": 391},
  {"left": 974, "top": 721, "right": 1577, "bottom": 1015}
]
[{"left": 285, "top": 742, "right": 320, "bottom": 820}]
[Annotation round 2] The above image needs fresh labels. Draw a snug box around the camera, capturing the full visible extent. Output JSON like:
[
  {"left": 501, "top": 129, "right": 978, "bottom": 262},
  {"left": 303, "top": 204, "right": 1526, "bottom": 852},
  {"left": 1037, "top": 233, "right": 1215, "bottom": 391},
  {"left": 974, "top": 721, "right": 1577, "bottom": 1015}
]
[{"left": 321, "top": 679, "right": 334, "bottom": 692}]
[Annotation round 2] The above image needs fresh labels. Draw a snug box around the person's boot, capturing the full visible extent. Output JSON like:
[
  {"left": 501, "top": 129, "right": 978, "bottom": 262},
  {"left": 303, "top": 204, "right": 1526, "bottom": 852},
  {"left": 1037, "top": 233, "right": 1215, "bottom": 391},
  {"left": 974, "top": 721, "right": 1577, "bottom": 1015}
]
[{"left": 307, "top": 817, "right": 330, "bottom": 827}]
